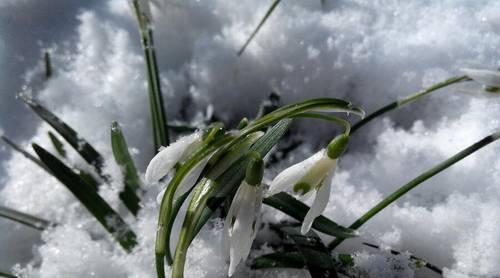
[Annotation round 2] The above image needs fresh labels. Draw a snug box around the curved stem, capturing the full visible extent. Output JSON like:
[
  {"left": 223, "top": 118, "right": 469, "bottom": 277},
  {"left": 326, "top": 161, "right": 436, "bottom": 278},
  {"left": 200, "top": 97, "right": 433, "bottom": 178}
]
[
  {"left": 351, "top": 75, "right": 469, "bottom": 134},
  {"left": 291, "top": 112, "right": 351, "bottom": 135},
  {"left": 328, "top": 131, "right": 500, "bottom": 250}
]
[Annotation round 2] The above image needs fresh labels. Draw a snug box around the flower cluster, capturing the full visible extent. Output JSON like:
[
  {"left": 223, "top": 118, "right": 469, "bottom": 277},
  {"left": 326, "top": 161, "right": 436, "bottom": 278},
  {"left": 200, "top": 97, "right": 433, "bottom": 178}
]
[{"left": 146, "top": 128, "right": 349, "bottom": 276}]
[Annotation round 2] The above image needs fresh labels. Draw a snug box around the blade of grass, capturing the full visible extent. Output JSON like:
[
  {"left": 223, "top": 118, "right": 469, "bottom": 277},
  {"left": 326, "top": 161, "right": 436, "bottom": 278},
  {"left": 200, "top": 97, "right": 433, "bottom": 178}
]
[
  {"left": 0, "top": 269, "right": 16, "bottom": 278},
  {"left": 32, "top": 143, "right": 137, "bottom": 251},
  {"left": 2, "top": 134, "right": 99, "bottom": 192},
  {"left": 264, "top": 192, "right": 357, "bottom": 239},
  {"left": 48, "top": 131, "right": 66, "bottom": 158},
  {"left": 20, "top": 96, "right": 108, "bottom": 181},
  {"left": 111, "top": 121, "right": 142, "bottom": 216},
  {"left": 350, "top": 75, "right": 469, "bottom": 134},
  {"left": 281, "top": 226, "right": 338, "bottom": 278},
  {"left": 155, "top": 134, "right": 234, "bottom": 275},
  {"left": 44, "top": 51, "right": 52, "bottom": 79},
  {"left": 238, "top": 0, "right": 281, "bottom": 56},
  {"left": 252, "top": 251, "right": 306, "bottom": 269},
  {"left": 328, "top": 131, "right": 500, "bottom": 250},
  {"left": 0, "top": 206, "right": 52, "bottom": 230},
  {"left": 191, "top": 119, "right": 293, "bottom": 240},
  {"left": 131, "top": 0, "right": 169, "bottom": 150},
  {"left": 1, "top": 135, "right": 50, "bottom": 173},
  {"left": 362, "top": 242, "right": 442, "bottom": 275}
]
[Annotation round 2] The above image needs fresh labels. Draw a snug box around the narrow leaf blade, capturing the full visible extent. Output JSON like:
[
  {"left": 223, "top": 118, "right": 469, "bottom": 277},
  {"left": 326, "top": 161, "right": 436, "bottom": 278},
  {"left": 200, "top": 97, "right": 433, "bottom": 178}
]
[
  {"left": 0, "top": 206, "right": 52, "bottom": 230},
  {"left": 32, "top": 144, "right": 137, "bottom": 251},
  {"left": 111, "top": 121, "right": 142, "bottom": 215},
  {"left": 48, "top": 131, "right": 66, "bottom": 158},
  {"left": 281, "top": 226, "right": 337, "bottom": 278},
  {"left": 21, "top": 96, "right": 107, "bottom": 180},
  {"left": 263, "top": 192, "right": 356, "bottom": 239}
]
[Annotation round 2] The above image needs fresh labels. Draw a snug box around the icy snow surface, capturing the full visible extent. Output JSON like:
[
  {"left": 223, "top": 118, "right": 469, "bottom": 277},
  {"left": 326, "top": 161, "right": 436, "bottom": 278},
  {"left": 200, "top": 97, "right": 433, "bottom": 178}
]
[{"left": 0, "top": 0, "right": 500, "bottom": 277}]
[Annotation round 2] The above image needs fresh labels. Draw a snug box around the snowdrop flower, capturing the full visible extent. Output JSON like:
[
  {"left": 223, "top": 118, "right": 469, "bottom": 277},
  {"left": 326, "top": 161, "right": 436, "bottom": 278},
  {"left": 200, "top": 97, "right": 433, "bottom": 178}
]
[
  {"left": 461, "top": 68, "right": 500, "bottom": 88},
  {"left": 268, "top": 134, "right": 349, "bottom": 234},
  {"left": 225, "top": 154, "right": 264, "bottom": 276},
  {"left": 145, "top": 131, "right": 205, "bottom": 202}
]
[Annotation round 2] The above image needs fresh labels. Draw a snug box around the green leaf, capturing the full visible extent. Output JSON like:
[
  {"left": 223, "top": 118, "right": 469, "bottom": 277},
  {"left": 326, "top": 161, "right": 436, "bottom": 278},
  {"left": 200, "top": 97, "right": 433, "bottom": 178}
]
[
  {"left": 252, "top": 251, "right": 305, "bottom": 269},
  {"left": 245, "top": 98, "right": 364, "bottom": 137},
  {"left": 32, "top": 144, "right": 137, "bottom": 251},
  {"left": 157, "top": 120, "right": 291, "bottom": 278},
  {"left": 131, "top": 0, "right": 169, "bottom": 150},
  {"left": 48, "top": 131, "right": 66, "bottom": 158},
  {"left": 263, "top": 192, "right": 356, "bottom": 239},
  {"left": 20, "top": 96, "right": 108, "bottom": 181},
  {"left": 155, "top": 134, "right": 234, "bottom": 273},
  {"left": 166, "top": 123, "right": 197, "bottom": 133},
  {"left": 111, "top": 121, "right": 142, "bottom": 216},
  {"left": 0, "top": 269, "right": 17, "bottom": 278},
  {"left": 172, "top": 178, "right": 217, "bottom": 277},
  {"left": 362, "top": 242, "right": 443, "bottom": 275},
  {"left": 78, "top": 170, "right": 99, "bottom": 191},
  {"left": 328, "top": 132, "right": 500, "bottom": 250},
  {"left": 237, "top": 0, "right": 282, "bottom": 56},
  {"left": 1, "top": 135, "right": 51, "bottom": 174},
  {"left": 0, "top": 205, "right": 52, "bottom": 230},
  {"left": 191, "top": 119, "right": 293, "bottom": 239},
  {"left": 280, "top": 226, "right": 338, "bottom": 278},
  {"left": 44, "top": 51, "right": 52, "bottom": 79}
]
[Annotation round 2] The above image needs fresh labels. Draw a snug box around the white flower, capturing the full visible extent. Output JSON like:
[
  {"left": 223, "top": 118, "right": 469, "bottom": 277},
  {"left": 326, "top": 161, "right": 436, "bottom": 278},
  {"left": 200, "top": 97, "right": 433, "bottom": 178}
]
[
  {"left": 268, "top": 148, "right": 337, "bottom": 234},
  {"left": 225, "top": 182, "right": 263, "bottom": 276},
  {"left": 145, "top": 131, "right": 205, "bottom": 202},
  {"left": 461, "top": 68, "right": 500, "bottom": 88}
]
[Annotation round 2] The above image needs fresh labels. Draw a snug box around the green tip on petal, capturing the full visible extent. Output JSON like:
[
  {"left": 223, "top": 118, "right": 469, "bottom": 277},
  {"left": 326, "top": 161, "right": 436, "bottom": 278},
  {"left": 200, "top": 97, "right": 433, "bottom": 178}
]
[
  {"left": 245, "top": 153, "right": 264, "bottom": 186},
  {"left": 293, "top": 182, "right": 312, "bottom": 195},
  {"left": 327, "top": 134, "right": 349, "bottom": 159}
]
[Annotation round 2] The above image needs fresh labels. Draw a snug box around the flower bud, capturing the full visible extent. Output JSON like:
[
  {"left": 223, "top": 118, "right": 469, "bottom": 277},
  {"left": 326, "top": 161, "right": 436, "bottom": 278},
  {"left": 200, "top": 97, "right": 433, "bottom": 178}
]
[
  {"left": 245, "top": 153, "right": 264, "bottom": 186},
  {"left": 327, "top": 134, "right": 349, "bottom": 159}
]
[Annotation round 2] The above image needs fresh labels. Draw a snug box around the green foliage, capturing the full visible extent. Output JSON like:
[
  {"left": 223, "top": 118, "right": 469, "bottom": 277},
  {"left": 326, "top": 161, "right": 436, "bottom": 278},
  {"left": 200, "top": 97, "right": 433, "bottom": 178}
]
[
  {"left": 21, "top": 96, "right": 108, "bottom": 181},
  {"left": 131, "top": 0, "right": 169, "bottom": 150},
  {"left": 111, "top": 121, "right": 142, "bottom": 216},
  {"left": 32, "top": 144, "right": 137, "bottom": 251},
  {"left": 48, "top": 131, "right": 66, "bottom": 158},
  {"left": 263, "top": 192, "right": 356, "bottom": 238},
  {"left": 0, "top": 205, "right": 52, "bottom": 230},
  {"left": 238, "top": 0, "right": 282, "bottom": 56},
  {"left": 1, "top": 135, "right": 51, "bottom": 173}
]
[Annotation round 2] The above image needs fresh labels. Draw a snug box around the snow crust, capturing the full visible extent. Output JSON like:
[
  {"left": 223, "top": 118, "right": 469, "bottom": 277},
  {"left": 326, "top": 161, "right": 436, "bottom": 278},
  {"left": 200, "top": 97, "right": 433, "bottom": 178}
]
[{"left": 0, "top": 0, "right": 499, "bottom": 277}]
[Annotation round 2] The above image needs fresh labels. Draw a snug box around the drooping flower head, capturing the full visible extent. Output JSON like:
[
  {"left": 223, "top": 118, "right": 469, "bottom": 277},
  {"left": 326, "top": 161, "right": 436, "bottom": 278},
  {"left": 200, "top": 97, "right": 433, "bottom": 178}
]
[
  {"left": 225, "top": 153, "right": 264, "bottom": 276},
  {"left": 268, "top": 134, "right": 349, "bottom": 234},
  {"left": 461, "top": 68, "right": 500, "bottom": 90},
  {"left": 145, "top": 129, "right": 217, "bottom": 203}
]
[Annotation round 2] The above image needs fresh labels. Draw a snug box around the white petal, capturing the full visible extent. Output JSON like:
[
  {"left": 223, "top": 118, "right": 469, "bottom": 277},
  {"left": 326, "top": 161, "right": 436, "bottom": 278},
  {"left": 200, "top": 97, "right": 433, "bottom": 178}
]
[
  {"left": 267, "top": 149, "right": 325, "bottom": 196},
  {"left": 156, "top": 187, "right": 166, "bottom": 205},
  {"left": 461, "top": 68, "right": 500, "bottom": 88},
  {"left": 298, "top": 154, "right": 336, "bottom": 191},
  {"left": 301, "top": 166, "right": 334, "bottom": 235},
  {"left": 226, "top": 183, "right": 262, "bottom": 276},
  {"left": 145, "top": 131, "right": 201, "bottom": 184},
  {"left": 173, "top": 155, "right": 211, "bottom": 199}
]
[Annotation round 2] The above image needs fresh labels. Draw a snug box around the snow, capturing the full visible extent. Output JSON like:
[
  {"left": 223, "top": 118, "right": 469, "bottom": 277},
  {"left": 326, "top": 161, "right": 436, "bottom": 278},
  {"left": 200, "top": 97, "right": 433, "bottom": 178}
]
[{"left": 0, "top": 0, "right": 499, "bottom": 277}]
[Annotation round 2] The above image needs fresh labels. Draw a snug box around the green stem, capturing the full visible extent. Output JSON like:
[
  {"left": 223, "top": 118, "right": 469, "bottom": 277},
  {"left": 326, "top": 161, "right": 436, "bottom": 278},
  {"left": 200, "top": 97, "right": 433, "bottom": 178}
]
[
  {"left": 0, "top": 269, "right": 17, "bottom": 278},
  {"left": 328, "top": 131, "right": 500, "bottom": 250},
  {"left": 132, "top": 0, "right": 169, "bottom": 151},
  {"left": 351, "top": 75, "right": 469, "bottom": 134},
  {"left": 292, "top": 112, "right": 351, "bottom": 135},
  {"left": 1, "top": 135, "right": 51, "bottom": 173},
  {"left": 237, "top": 0, "right": 281, "bottom": 56}
]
